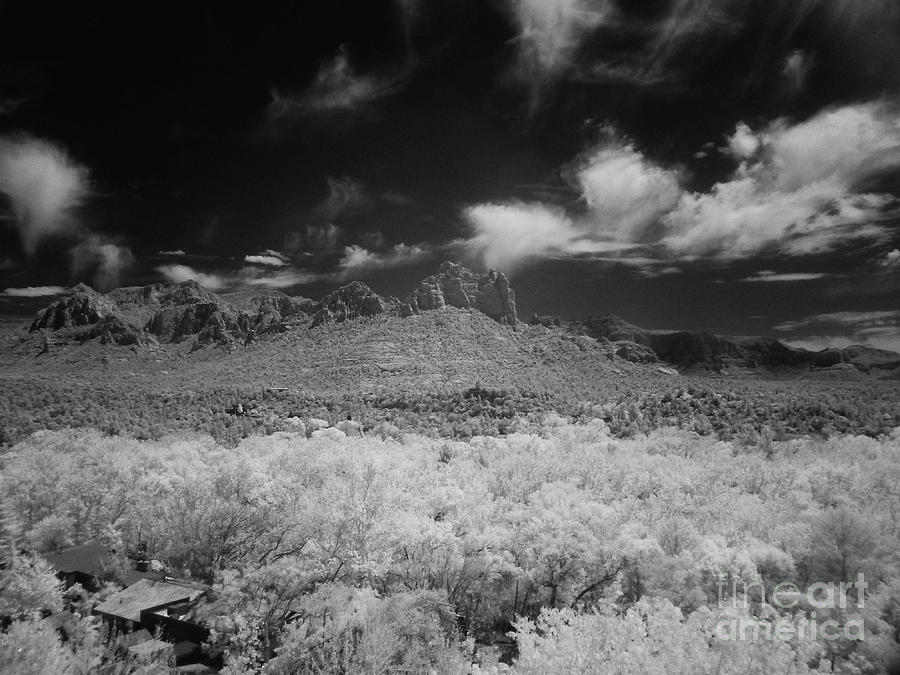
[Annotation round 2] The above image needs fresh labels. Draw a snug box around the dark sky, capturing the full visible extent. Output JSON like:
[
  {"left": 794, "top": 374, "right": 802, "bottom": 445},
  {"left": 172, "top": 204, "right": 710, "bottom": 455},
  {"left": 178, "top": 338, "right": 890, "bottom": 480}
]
[{"left": 1, "top": 0, "right": 899, "bottom": 350}]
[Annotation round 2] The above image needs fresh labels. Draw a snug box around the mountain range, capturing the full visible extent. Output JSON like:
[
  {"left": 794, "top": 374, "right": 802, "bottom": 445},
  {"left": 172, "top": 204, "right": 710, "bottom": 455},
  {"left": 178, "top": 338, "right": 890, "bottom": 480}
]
[{"left": 19, "top": 261, "right": 900, "bottom": 379}]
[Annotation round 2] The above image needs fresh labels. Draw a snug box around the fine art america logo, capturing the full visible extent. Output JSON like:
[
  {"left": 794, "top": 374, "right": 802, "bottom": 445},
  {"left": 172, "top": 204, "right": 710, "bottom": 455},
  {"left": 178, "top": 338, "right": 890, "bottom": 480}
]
[{"left": 714, "top": 574, "right": 867, "bottom": 642}]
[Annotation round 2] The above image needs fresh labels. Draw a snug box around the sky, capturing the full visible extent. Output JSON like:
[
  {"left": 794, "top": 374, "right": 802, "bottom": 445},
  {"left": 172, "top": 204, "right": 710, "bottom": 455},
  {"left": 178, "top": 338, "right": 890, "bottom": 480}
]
[{"left": 1, "top": 1, "right": 899, "bottom": 351}]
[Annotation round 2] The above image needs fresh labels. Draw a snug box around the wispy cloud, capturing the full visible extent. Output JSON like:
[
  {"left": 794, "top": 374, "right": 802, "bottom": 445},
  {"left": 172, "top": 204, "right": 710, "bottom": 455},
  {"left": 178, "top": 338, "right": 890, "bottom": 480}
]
[
  {"left": 155, "top": 264, "right": 229, "bottom": 290},
  {"left": 336, "top": 243, "right": 430, "bottom": 279},
  {"left": 69, "top": 235, "right": 135, "bottom": 291},
  {"left": 0, "top": 134, "right": 90, "bottom": 256},
  {"left": 1, "top": 285, "right": 67, "bottom": 298},
  {"left": 775, "top": 310, "right": 900, "bottom": 332},
  {"left": 504, "top": 0, "right": 615, "bottom": 106},
  {"left": 268, "top": 49, "right": 404, "bottom": 123},
  {"left": 739, "top": 271, "right": 831, "bottom": 283},
  {"left": 158, "top": 249, "right": 186, "bottom": 256},
  {"left": 283, "top": 224, "right": 343, "bottom": 259},
  {"left": 156, "top": 263, "right": 321, "bottom": 291},
  {"left": 313, "top": 176, "right": 371, "bottom": 221}
]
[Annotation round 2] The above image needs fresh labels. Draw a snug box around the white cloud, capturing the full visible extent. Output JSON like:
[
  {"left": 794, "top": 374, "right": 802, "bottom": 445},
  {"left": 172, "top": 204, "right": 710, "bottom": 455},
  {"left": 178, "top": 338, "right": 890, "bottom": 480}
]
[
  {"left": 159, "top": 249, "right": 186, "bottom": 256},
  {"left": 725, "top": 122, "right": 760, "bottom": 160},
  {"left": 462, "top": 102, "right": 900, "bottom": 270},
  {"left": 156, "top": 264, "right": 228, "bottom": 291},
  {"left": 0, "top": 135, "right": 90, "bottom": 256},
  {"left": 244, "top": 254, "right": 289, "bottom": 267},
  {"left": 663, "top": 102, "right": 900, "bottom": 258},
  {"left": 575, "top": 142, "right": 682, "bottom": 240},
  {"left": 461, "top": 200, "right": 640, "bottom": 270},
  {"left": 156, "top": 263, "right": 320, "bottom": 291},
  {"left": 69, "top": 236, "right": 135, "bottom": 291},
  {"left": 462, "top": 201, "right": 580, "bottom": 270},
  {"left": 880, "top": 248, "right": 900, "bottom": 267},
  {"left": 336, "top": 243, "right": 430, "bottom": 278},
  {"left": 1, "top": 285, "right": 67, "bottom": 298}
]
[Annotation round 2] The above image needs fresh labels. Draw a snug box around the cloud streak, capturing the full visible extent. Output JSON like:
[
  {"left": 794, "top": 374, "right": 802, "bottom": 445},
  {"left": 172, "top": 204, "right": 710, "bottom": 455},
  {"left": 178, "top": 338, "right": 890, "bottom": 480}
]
[
  {"left": 156, "top": 263, "right": 321, "bottom": 291},
  {"left": 739, "top": 271, "right": 831, "bottom": 283},
  {"left": 336, "top": 243, "right": 430, "bottom": 278},
  {"left": 1, "top": 285, "right": 67, "bottom": 298}
]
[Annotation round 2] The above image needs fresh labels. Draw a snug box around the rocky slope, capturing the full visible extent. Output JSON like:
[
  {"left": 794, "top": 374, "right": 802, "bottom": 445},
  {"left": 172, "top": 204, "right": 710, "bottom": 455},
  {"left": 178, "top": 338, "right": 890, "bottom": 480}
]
[
  {"left": 29, "top": 280, "right": 318, "bottom": 349},
  {"left": 25, "top": 262, "right": 521, "bottom": 349},
  {"left": 405, "top": 261, "right": 518, "bottom": 324},
  {"left": 311, "top": 281, "right": 394, "bottom": 328}
]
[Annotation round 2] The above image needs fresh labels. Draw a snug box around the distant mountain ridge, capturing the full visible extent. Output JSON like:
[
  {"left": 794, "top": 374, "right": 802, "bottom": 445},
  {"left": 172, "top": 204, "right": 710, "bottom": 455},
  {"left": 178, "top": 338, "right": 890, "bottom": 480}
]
[
  {"left": 24, "top": 264, "right": 900, "bottom": 379},
  {"left": 563, "top": 313, "right": 900, "bottom": 378},
  {"left": 26, "top": 262, "right": 519, "bottom": 350}
]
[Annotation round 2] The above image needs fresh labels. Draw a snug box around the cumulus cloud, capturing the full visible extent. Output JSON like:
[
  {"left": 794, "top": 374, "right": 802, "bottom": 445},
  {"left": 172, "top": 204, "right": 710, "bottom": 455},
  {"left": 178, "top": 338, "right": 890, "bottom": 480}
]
[
  {"left": 575, "top": 142, "right": 682, "bottom": 241},
  {"left": 663, "top": 102, "right": 900, "bottom": 258},
  {"left": 1, "top": 285, "right": 66, "bottom": 297},
  {"left": 268, "top": 49, "right": 403, "bottom": 122},
  {"left": 336, "top": 243, "right": 430, "bottom": 279},
  {"left": 462, "top": 102, "right": 900, "bottom": 270},
  {"left": 461, "top": 200, "right": 637, "bottom": 270},
  {"left": 69, "top": 236, "right": 135, "bottom": 291},
  {"left": 0, "top": 134, "right": 90, "bottom": 256},
  {"left": 462, "top": 135, "right": 679, "bottom": 269},
  {"left": 725, "top": 122, "right": 760, "bottom": 160}
]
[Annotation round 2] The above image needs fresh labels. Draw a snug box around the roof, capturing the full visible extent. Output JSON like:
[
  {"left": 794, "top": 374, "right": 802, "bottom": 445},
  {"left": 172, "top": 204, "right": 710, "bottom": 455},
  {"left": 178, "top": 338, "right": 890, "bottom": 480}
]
[
  {"left": 94, "top": 578, "right": 206, "bottom": 623},
  {"left": 44, "top": 543, "right": 110, "bottom": 577}
]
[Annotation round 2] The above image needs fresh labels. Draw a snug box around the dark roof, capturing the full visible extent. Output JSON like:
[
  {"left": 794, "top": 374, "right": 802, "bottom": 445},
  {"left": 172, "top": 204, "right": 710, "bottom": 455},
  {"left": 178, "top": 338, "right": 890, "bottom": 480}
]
[
  {"left": 44, "top": 543, "right": 110, "bottom": 577},
  {"left": 94, "top": 578, "right": 206, "bottom": 623}
]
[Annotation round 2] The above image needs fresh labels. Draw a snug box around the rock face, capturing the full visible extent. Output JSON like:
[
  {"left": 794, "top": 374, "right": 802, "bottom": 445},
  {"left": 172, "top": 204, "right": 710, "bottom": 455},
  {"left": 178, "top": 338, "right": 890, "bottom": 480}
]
[
  {"left": 29, "top": 280, "right": 315, "bottom": 349},
  {"left": 406, "top": 261, "right": 518, "bottom": 324},
  {"left": 30, "top": 284, "right": 120, "bottom": 332},
  {"left": 310, "top": 281, "right": 391, "bottom": 328}
]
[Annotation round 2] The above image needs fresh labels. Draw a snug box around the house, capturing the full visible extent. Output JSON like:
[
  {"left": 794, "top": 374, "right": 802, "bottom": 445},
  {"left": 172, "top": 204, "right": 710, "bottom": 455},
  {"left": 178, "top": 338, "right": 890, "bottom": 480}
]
[
  {"left": 94, "top": 577, "right": 213, "bottom": 667},
  {"left": 94, "top": 577, "right": 209, "bottom": 638}
]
